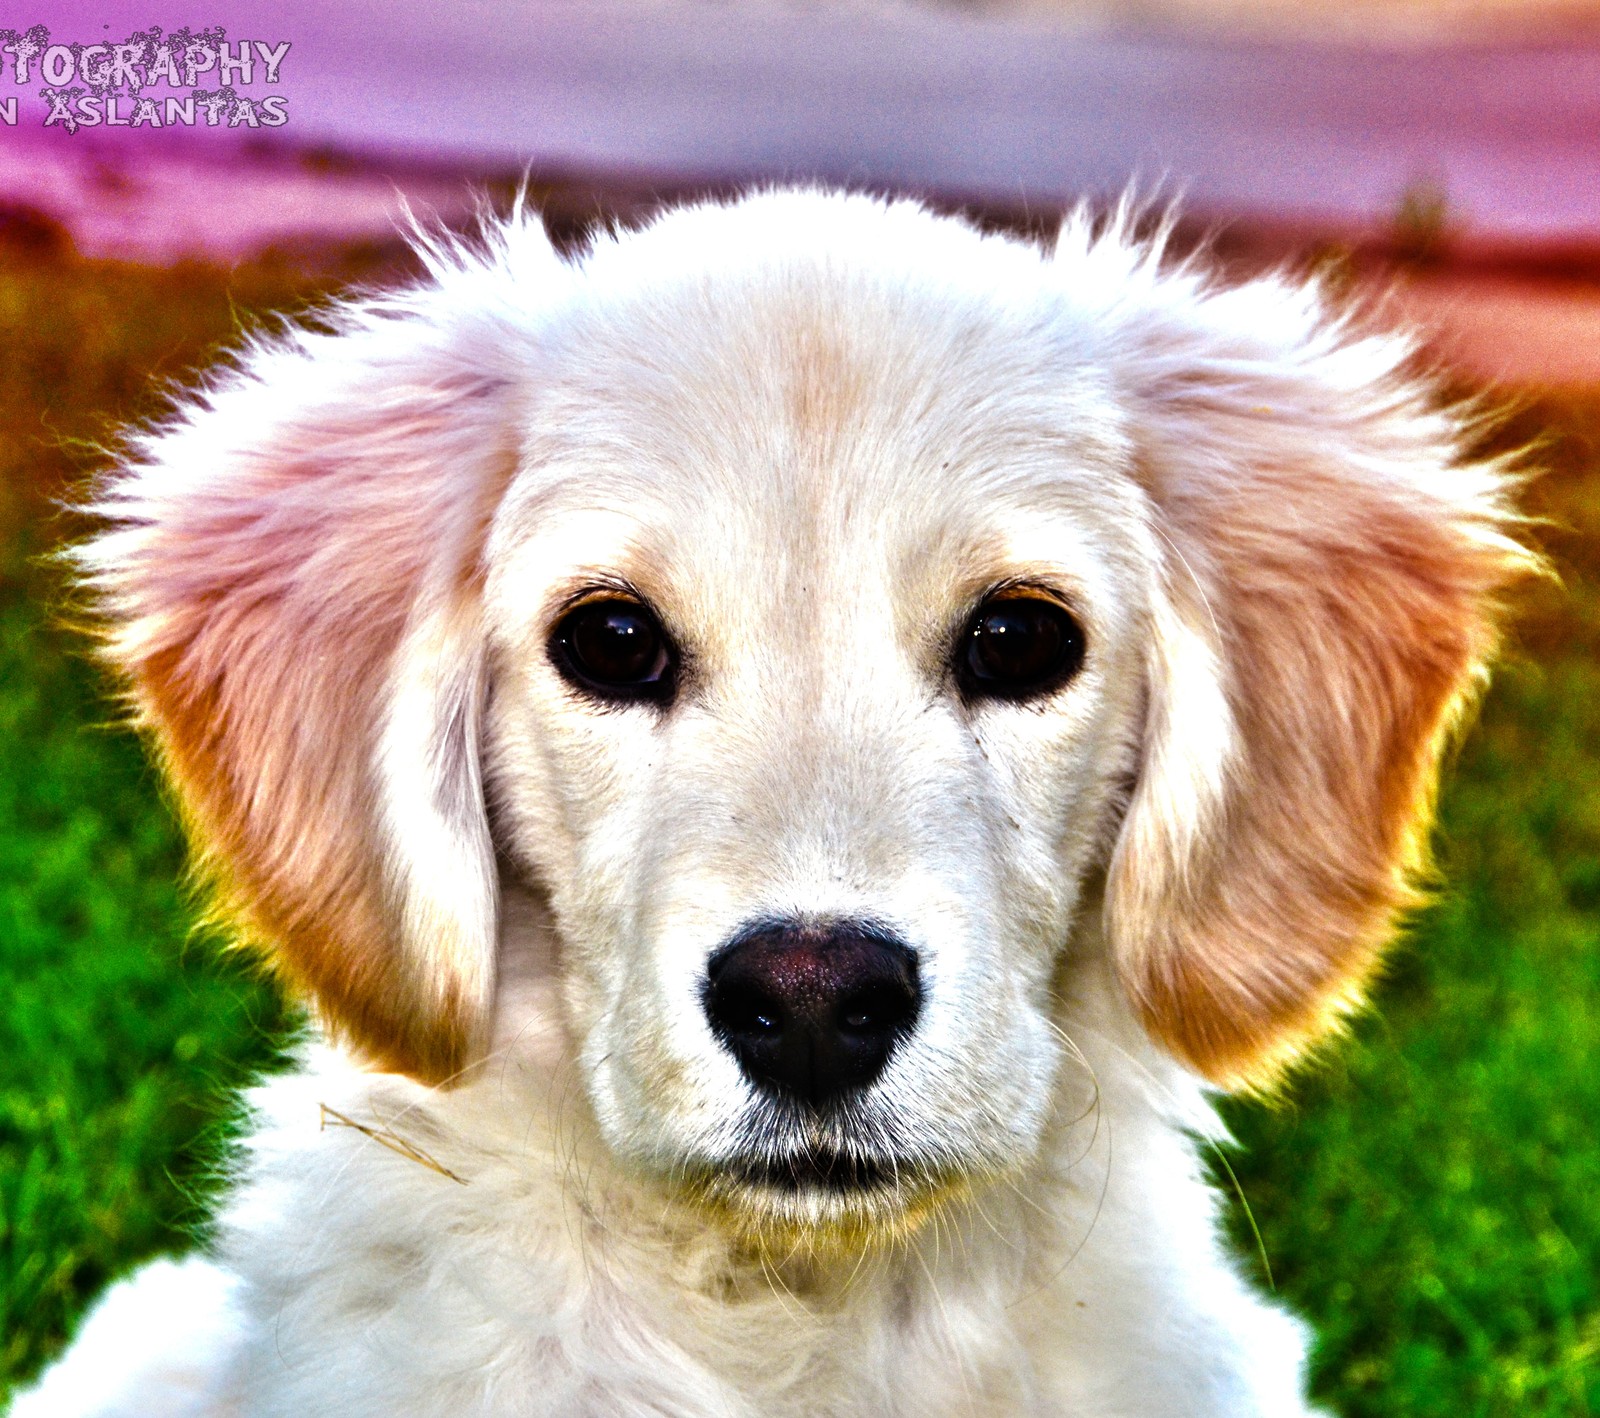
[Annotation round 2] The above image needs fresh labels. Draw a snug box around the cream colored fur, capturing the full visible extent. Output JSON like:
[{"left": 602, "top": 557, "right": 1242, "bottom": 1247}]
[{"left": 16, "top": 189, "right": 1529, "bottom": 1417}]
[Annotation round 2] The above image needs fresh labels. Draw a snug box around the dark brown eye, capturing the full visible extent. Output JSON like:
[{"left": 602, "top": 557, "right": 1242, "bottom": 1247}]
[
  {"left": 960, "top": 594, "right": 1086, "bottom": 700},
  {"left": 551, "top": 598, "right": 675, "bottom": 704}
]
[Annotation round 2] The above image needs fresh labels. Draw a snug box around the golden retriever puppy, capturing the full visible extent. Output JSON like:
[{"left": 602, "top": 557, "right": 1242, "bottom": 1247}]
[{"left": 19, "top": 190, "right": 1529, "bottom": 1417}]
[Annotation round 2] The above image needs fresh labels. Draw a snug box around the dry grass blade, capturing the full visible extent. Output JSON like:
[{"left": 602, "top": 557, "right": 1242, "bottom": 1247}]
[{"left": 318, "top": 1104, "right": 469, "bottom": 1186}]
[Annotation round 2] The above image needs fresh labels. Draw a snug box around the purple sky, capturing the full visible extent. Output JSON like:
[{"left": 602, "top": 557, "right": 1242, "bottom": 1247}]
[{"left": 5, "top": 2, "right": 1600, "bottom": 242}]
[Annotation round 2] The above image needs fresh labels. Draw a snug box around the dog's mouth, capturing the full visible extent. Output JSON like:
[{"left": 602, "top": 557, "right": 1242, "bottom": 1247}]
[
  {"left": 727, "top": 1147, "right": 897, "bottom": 1194},
  {"left": 679, "top": 1142, "right": 965, "bottom": 1247}
]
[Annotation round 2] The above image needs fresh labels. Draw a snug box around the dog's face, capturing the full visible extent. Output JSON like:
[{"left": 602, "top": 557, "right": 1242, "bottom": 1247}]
[
  {"left": 88, "top": 192, "right": 1525, "bottom": 1245},
  {"left": 480, "top": 275, "right": 1150, "bottom": 1229}
]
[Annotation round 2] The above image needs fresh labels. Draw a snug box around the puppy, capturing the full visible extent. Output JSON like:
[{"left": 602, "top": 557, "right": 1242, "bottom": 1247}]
[{"left": 19, "top": 190, "right": 1529, "bottom": 1417}]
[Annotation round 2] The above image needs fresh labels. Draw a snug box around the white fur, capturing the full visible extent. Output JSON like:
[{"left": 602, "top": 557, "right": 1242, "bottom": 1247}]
[
  {"left": 10, "top": 1257, "right": 243, "bottom": 1417},
  {"left": 22, "top": 188, "right": 1523, "bottom": 1416},
  {"left": 19, "top": 938, "right": 1315, "bottom": 1418}
]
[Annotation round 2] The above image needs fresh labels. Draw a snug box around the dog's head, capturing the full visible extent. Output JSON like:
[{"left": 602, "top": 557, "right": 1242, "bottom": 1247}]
[{"left": 86, "top": 191, "right": 1528, "bottom": 1242}]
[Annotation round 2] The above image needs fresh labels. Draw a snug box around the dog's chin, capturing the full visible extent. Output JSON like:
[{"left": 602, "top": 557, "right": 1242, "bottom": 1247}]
[{"left": 678, "top": 1147, "right": 970, "bottom": 1254}]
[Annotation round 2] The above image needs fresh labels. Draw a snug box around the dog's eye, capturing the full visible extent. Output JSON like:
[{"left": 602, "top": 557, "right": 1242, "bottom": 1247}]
[
  {"left": 551, "top": 598, "right": 676, "bottom": 704},
  {"left": 960, "top": 593, "right": 1086, "bottom": 700}
]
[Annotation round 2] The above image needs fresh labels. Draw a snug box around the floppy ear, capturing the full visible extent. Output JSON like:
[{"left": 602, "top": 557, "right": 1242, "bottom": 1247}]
[
  {"left": 1079, "top": 235, "right": 1536, "bottom": 1088},
  {"left": 80, "top": 222, "right": 561, "bottom": 1083}
]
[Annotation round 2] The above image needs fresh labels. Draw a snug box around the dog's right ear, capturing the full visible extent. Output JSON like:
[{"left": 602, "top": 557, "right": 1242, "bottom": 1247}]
[{"left": 79, "top": 219, "right": 565, "bottom": 1083}]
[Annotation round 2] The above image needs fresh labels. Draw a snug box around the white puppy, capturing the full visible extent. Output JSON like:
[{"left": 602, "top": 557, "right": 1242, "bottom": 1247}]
[{"left": 20, "top": 190, "right": 1528, "bottom": 1417}]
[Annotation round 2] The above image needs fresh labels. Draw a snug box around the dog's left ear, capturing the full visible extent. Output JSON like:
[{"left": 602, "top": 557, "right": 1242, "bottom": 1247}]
[
  {"left": 80, "top": 226, "right": 561, "bottom": 1082},
  {"left": 1081, "top": 241, "right": 1537, "bottom": 1088}
]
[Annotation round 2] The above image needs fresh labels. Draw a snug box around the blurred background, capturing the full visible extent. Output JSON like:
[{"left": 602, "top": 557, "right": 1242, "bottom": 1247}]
[{"left": 2, "top": 3, "right": 1598, "bottom": 1414}]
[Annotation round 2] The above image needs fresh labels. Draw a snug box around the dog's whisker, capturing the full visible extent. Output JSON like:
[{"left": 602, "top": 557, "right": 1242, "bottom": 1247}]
[
  {"left": 909, "top": 1214, "right": 977, "bottom": 1414},
  {"left": 966, "top": 1190, "right": 1021, "bottom": 1267},
  {"left": 1040, "top": 1016, "right": 1108, "bottom": 1172}
]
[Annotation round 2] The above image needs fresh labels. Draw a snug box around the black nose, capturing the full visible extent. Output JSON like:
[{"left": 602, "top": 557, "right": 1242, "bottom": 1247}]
[{"left": 703, "top": 921, "right": 921, "bottom": 1108}]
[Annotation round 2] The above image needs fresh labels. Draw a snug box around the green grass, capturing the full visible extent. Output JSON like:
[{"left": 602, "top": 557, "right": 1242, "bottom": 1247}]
[
  {"left": 1220, "top": 399, "right": 1600, "bottom": 1416},
  {"left": 0, "top": 244, "right": 1597, "bottom": 1414},
  {"left": 0, "top": 590, "right": 290, "bottom": 1384}
]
